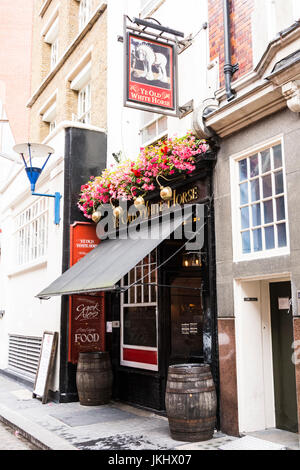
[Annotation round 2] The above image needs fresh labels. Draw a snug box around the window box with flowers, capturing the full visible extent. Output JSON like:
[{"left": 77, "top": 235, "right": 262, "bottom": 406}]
[{"left": 78, "top": 132, "right": 214, "bottom": 221}]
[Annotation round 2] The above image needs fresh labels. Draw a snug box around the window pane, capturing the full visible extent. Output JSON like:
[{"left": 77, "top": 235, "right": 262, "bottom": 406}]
[
  {"left": 265, "top": 226, "right": 275, "bottom": 250},
  {"left": 275, "top": 171, "right": 284, "bottom": 194},
  {"left": 273, "top": 144, "right": 282, "bottom": 169},
  {"left": 158, "top": 116, "right": 167, "bottom": 133},
  {"left": 250, "top": 154, "right": 259, "bottom": 177},
  {"left": 251, "top": 179, "right": 260, "bottom": 202},
  {"left": 253, "top": 228, "right": 262, "bottom": 252},
  {"left": 123, "top": 306, "right": 157, "bottom": 347},
  {"left": 252, "top": 203, "right": 261, "bottom": 227},
  {"left": 241, "top": 207, "right": 250, "bottom": 229},
  {"left": 261, "top": 149, "right": 271, "bottom": 173},
  {"left": 240, "top": 182, "right": 248, "bottom": 205},
  {"left": 239, "top": 159, "right": 248, "bottom": 181},
  {"left": 264, "top": 200, "right": 274, "bottom": 224},
  {"left": 277, "top": 223, "right": 287, "bottom": 248},
  {"left": 262, "top": 174, "right": 272, "bottom": 198},
  {"left": 276, "top": 196, "right": 285, "bottom": 221},
  {"left": 242, "top": 231, "right": 251, "bottom": 254}
]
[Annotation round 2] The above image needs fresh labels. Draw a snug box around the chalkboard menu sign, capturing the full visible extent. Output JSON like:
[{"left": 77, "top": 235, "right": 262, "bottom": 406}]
[{"left": 33, "top": 331, "right": 58, "bottom": 404}]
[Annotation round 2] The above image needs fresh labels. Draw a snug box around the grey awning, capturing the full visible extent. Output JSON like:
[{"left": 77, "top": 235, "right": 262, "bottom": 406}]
[{"left": 37, "top": 211, "right": 186, "bottom": 299}]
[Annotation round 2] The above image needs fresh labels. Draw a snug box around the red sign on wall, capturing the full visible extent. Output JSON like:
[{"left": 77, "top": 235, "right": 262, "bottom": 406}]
[
  {"left": 125, "top": 33, "right": 177, "bottom": 116},
  {"left": 68, "top": 222, "right": 105, "bottom": 363},
  {"left": 69, "top": 294, "right": 105, "bottom": 363},
  {"left": 70, "top": 222, "right": 100, "bottom": 266}
]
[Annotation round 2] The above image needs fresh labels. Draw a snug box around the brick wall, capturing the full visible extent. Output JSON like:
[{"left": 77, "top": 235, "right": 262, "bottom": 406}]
[
  {"left": 0, "top": 0, "right": 34, "bottom": 142},
  {"left": 208, "top": 0, "right": 254, "bottom": 88},
  {"left": 29, "top": 1, "right": 107, "bottom": 142}
]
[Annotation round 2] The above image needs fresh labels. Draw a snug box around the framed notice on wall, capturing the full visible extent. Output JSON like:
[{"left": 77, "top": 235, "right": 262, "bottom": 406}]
[
  {"left": 33, "top": 331, "right": 58, "bottom": 404},
  {"left": 124, "top": 32, "right": 178, "bottom": 116}
]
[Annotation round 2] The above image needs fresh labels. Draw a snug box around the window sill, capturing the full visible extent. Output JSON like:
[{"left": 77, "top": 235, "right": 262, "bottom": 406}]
[
  {"left": 233, "top": 248, "right": 290, "bottom": 264},
  {"left": 7, "top": 259, "right": 48, "bottom": 278}
]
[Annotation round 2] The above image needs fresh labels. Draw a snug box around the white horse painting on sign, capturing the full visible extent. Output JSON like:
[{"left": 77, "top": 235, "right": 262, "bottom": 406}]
[{"left": 130, "top": 37, "right": 171, "bottom": 89}]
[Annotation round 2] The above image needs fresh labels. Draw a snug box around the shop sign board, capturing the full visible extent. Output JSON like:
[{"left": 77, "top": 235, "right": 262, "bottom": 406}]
[
  {"left": 69, "top": 294, "right": 105, "bottom": 363},
  {"left": 69, "top": 222, "right": 105, "bottom": 363},
  {"left": 33, "top": 331, "right": 58, "bottom": 404},
  {"left": 124, "top": 32, "right": 178, "bottom": 116}
]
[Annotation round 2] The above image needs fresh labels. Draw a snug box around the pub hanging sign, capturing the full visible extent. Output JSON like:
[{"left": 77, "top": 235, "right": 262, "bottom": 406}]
[{"left": 123, "top": 17, "right": 181, "bottom": 117}]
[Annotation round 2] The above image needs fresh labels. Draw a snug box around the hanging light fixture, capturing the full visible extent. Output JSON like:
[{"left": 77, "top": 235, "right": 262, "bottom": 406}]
[
  {"left": 13, "top": 143, "right": 62, "bottom": 225},
  {"left": 92, "top": 206, "right": 102, "bottom": 223},
  {"left": 110, "top": 197, "right": 124, "bottom": 218},
  {"left": 156, "top": 174, "right": 173, "bottom": 201},
  {"left": 182, "top": 251, "right": 202, "bottom": 268},
  {"left": 131, "top": 188, "right": 145, "bottom": 210}
]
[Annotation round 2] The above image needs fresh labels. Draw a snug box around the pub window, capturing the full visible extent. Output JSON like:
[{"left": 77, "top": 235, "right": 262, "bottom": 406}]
[
  {"left": 234, "top": 141, "right": 289, "bottom": 259},
  {"left": 15, "top": 198, "right": 49, "bottom": 266},
  {"left": 120, "top": 250, "right": 158, "bottom": 371}
]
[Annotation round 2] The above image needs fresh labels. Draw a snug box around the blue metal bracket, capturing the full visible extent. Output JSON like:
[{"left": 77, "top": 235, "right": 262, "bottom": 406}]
[{"left": 32, "top": 191, "right": 62, "bottom": 225}]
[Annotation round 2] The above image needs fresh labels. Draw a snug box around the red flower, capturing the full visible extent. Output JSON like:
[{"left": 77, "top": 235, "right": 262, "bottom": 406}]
[
  {"left": 162, "top": 146, "right": 169, "bottom": 155},
  {"left": 133, "top": 169, "right": 142, "bottom": 177}
]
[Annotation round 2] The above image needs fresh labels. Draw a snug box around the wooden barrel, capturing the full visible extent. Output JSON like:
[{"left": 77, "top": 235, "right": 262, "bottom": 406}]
[
  {"left": 165, "top": 363, "right": 217, "bottom": 442},
  {"left": 76, "top": 351, "right": 113, "bottom": 406}
]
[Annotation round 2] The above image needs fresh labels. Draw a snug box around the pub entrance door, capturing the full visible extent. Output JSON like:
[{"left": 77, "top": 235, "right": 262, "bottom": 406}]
[
  {"left": 168, "top": 276, "right": 204, "bottom": 365},
  {"left": 270, "top": 281, "right": 298, "bottom": 433}
]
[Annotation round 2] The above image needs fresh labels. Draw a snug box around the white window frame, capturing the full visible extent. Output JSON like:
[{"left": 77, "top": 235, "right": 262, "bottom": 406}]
[
  {"left": 50, "top": 37, "right": 59, "bottom": 70},
  {"left": 15, "top": 198, "right": 49, "bottom": 266},
  {"left": 140, "top": 114, "right": 168, "bottom": 147},
  {"left": 49, "top": 120, "right": 56, "bottom": 133},
  {"left": 78, "top": 0, "right": 91, "bottom": 31},
  {"left": 120, "top": 251, "right": 158, "bottom": 371},
  {"left": 77, "top": 82, "right": 91, "bottom": 124},
  {"left": 230, "top": 136, "right": 290, "bottom": 262}
]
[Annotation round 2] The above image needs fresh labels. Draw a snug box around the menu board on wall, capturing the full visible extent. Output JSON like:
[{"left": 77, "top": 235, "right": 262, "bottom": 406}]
[
  {"left": 69, "top": 294, "right": 105, "bottom": 363},
  {"left": 33, "top": 331, "right": 58, "bottom": 404},
  {"left": 69, "top": 222, "right": 105, "bottom": 363}
]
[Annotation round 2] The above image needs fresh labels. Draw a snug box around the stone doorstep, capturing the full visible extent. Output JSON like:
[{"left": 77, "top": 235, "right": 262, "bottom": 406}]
[{"left": 0, "top": 404, "right": 78, "bottom": 451}]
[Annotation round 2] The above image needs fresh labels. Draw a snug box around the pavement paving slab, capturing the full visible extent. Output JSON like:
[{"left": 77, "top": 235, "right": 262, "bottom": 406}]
[{"left": 0, "top": 373, "right": 299, "bottom": 451}]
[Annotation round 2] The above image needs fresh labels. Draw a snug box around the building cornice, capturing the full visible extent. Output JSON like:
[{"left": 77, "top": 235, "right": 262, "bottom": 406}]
[
  {"left": 27, "top": 2, "right": 107, "bottom": 108},
  {"left": 202, "top": 22, "right": 300, "bottom": 138}
]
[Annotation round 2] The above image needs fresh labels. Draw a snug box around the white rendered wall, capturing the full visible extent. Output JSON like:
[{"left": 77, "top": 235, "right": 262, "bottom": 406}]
[{"left": 0, "top": 128, "right": 65, "bottom": 391}]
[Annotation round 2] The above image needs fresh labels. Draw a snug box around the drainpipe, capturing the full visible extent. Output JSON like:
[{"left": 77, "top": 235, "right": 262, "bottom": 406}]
[{"left": 223, "top": 0, "right": 239, "bottom": 101}]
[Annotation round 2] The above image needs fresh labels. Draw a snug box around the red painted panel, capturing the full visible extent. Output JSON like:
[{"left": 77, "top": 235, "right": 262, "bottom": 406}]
[
  {"left": 123, "top": 348, "right": 158, "bottom": 365},
  {"left": 70, "top": 221, "right": 100, "bottom": 267}
]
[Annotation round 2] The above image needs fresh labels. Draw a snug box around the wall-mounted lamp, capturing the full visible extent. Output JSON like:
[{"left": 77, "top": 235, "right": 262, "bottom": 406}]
[
  {"left": 182, "top": 251, "right": 202, "bottom": 268},
  {"left": 13, "top": 143, "right": 62, "bottom": 225},
  {"left": 0, "top": 310, "right": 5, "bottom": 319}
]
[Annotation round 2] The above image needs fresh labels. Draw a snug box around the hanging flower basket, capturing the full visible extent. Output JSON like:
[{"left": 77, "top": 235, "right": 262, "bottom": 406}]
[{"left": 78, "top": 132, "right": 210, "bottom": 220}]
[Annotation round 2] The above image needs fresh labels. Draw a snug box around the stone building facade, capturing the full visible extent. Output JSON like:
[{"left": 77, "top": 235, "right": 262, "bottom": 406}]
[{"left": 198, "top": 0, "right": 300, "bottom": 436}]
